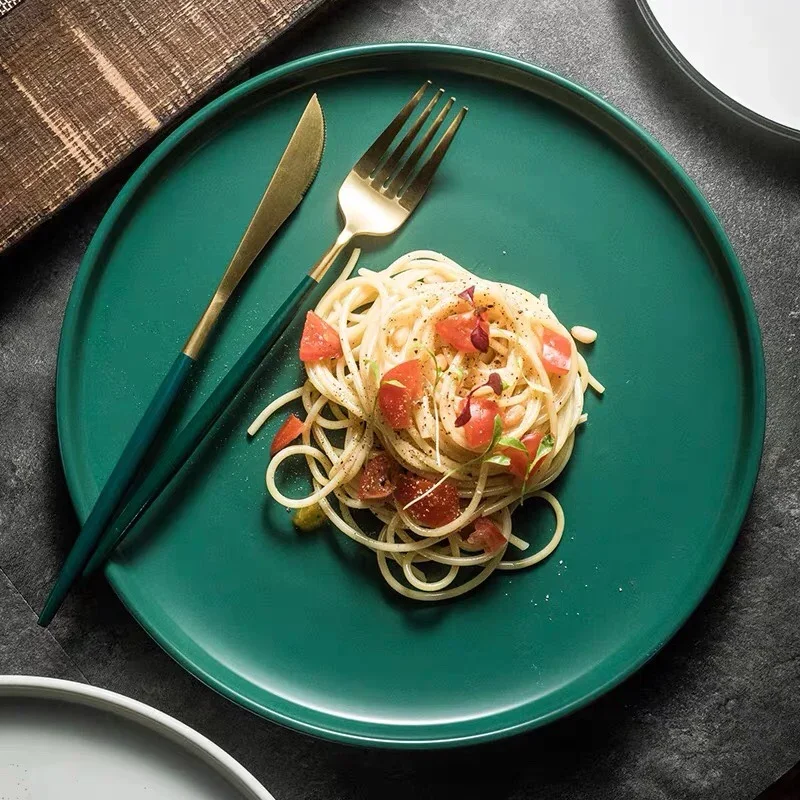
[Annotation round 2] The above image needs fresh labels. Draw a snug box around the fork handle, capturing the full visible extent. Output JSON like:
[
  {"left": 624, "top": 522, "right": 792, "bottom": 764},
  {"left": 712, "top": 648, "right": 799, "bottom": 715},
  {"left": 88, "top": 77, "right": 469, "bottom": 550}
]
[
  {"left": 309, "top": 228, "right": 354, "bottom": 282},
  {"left": 81, "top": 274, "right": 318, "bottom": 577},
  {"left": 38, "top": 352, "right": 194, "bottom": 625},
  {"left": 83, "top": 232, "right": 354, "bottom": 577}
]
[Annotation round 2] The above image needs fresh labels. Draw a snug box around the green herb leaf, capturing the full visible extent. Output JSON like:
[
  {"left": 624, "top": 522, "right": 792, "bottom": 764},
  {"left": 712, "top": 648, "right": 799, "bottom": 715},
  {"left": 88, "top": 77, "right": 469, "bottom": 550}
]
[
  {"left": 424, "top": 347, "right": 442, "bottom": 389},
  {"left": 489, "top": 415, "right": 504, "bottom": 449},
  {"left": 485, "top": 453, "right": 511, "bottom": 467},
  {"left": 449, "top": 365, "right": 465, "bottom": 381},
  {"left": 523, "top": 434, "right": 555, "bottom": 484},
  {"left": 479, "top": 415, "right": 505, "bottom": 462},
  {"left": 382, "top": 379, "right": 406, "bottom": 389},
  {"left": 535, "top": 433, "right": 555, "bottom": 461},
  {"left": 365, "top": 359, "right": 380, "bottom": 384},
  {"left": 523, "top": 462, "right": 535, "bottom": 485},
  {"left": 498, "top": 435, "right": 526, "bottom": 452}
]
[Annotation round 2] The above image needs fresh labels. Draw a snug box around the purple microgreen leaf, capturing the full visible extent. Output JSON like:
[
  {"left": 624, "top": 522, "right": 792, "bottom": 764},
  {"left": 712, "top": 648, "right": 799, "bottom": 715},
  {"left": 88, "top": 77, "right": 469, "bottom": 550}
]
[
  {"left": 486, "top": 373, "right": 503, "bottom": 395},
  {"left": 455, "top": 376, "right": 502, "bottom": 430},
  {"left": 470, "top": 319, "right": 489, "bottom": 352},
  {"left": 454, "top": 399, "right": 472, "bottom": 427},
  {"left": 458, "top": 285, "right": 476, "bottom": 304}
]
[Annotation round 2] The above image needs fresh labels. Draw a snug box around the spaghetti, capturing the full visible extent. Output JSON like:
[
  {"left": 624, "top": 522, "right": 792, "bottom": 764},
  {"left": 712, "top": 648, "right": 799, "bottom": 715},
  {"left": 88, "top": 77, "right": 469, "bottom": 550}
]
[{"left": 249, "top": 250, "right": 604, "bottom": 601}]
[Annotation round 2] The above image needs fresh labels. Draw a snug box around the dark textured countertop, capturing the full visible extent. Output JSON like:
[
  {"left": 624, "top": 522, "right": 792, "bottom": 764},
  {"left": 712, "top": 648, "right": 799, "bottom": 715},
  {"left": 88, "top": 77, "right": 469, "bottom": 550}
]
[{"left": 1, "top": 1, "right": 798, "bottom": 798}]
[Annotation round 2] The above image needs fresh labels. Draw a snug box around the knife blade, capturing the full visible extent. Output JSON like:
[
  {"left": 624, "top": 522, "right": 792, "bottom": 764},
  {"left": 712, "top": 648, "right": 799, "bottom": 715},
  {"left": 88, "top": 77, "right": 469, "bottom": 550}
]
[{"left": 183, "top": 93, "right": 325, "bottom": 358}]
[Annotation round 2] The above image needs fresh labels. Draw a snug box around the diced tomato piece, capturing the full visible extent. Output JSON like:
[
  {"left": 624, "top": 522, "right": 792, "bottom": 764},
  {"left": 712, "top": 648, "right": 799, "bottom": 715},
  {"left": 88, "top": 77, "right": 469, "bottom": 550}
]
[
  {"left": 358, "top": 453, "right": 398, "bottom": 500},
  {"left": 502, "top": 431, "right": 545, "bottom": 481},
  {"left": 270, "top": 413, "right": 304, "bottom": 456},
  {"left": 435, "top": 311, "right": 489, "bottom": 353},
  {"left": 541, "top": 328, "right": 571, "bottom": 375},
  {"left": 299, "top": 311, "right": 342, "bottom": 362},
  {"left": 378, "top": 360, "right": 425, "bottom": 430},
  {"left": 460, "top": 397, "right": 500, "bottom": 449},
  {"left": 466, "top": 517, "right": 507, "bottom": 553},
  {"left": 394, "top": 473, "right": 461, "bottom": 528},
  {"left": 385, "top": 359, "right": 425, "bottom": 396}
]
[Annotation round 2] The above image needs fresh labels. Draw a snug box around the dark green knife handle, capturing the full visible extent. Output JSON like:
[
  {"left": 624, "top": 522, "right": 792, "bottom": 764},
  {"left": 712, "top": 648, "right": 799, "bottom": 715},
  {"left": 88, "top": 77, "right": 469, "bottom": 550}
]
[
  {"left": 39, "top": 352, "right": 195, "bottom": 625},
  {"left": 83, "top": 274, "right": 316, "bottom": 577}
]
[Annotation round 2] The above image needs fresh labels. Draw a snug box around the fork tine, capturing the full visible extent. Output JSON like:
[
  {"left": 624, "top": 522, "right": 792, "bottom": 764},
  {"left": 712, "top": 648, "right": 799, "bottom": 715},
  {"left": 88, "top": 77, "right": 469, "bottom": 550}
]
[
  {"left": 371, "top": 88, "right": 444, "bottom": 187},
  {"left": 353, "top": 81, "right": 431, "bottom": 179},
  {"left": 385, "top": 97, "right": 455, "bottom": 199},
  {"left": 396, "top": 106, "right": 467, "bottom": 210}
]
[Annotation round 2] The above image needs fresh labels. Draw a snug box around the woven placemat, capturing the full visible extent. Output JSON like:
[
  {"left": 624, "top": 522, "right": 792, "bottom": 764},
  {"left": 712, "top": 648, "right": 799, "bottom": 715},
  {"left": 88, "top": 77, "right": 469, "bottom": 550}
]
[{"left": 0, "top": 0, "right": 331, "bottom": 252}]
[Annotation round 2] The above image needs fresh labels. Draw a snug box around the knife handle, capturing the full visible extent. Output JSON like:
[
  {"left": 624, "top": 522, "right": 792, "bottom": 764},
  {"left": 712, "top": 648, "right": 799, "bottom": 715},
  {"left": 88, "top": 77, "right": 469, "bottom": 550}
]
[
  {"left": 83, "top": 274, "right": 317, "bottom": 576},
  {"left": 39, "top": 352, "right": 195, "bottom": 625}
]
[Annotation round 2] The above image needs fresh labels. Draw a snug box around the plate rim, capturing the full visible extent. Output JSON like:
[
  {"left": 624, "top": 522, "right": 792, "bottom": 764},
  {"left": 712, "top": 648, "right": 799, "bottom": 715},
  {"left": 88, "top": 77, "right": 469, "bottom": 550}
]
[
  {"left": 0, "top": 675, "right": 274, "bottom": 798},
  {"left": 56, "top": 41, "right": 767, "bottom": 748},
  {"left": 635, "top": 0, "right": 800, "bottom": 142}
]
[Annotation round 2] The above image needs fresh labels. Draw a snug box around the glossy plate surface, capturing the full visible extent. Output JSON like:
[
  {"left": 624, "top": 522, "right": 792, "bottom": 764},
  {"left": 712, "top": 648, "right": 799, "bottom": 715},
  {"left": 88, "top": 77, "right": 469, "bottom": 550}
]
[
  {"left": 57, "top": 44, "right": 765, "bottom": 747},
  {"left": 638, "top": 0, "right": 800, "bottom": 140},
  {"left": 0, "top": 677, "right": 274, "bottom": 798}
]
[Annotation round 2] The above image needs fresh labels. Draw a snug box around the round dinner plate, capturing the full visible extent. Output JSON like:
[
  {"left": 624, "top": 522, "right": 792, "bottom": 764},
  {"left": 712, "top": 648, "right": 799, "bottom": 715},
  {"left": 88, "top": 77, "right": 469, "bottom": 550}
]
[
  {"left": 56, "top": 44, "right": 765, "bottom": 747},
  {"left": 637, "top": 0, "right": 800, "bottom": 140},
  {"left": 0, "top": 676, "right": 274, "bottom": 798}
]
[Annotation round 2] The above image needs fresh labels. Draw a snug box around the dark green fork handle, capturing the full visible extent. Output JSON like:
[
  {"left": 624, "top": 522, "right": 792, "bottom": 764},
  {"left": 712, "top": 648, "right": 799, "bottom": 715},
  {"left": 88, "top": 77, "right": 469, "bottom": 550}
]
[
  {"left": 38, "top": 352, "right": 195, "bottom": 625},
  {"left": 82, "top": 275, "right": 316, "bottom": 577}
]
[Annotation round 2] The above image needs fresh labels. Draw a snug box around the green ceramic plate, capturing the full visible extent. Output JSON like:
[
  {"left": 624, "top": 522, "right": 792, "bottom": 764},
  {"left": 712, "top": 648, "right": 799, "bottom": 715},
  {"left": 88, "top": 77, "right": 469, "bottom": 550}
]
[{"left": 57, "top": 44, "right": 765, "bottom": 747}]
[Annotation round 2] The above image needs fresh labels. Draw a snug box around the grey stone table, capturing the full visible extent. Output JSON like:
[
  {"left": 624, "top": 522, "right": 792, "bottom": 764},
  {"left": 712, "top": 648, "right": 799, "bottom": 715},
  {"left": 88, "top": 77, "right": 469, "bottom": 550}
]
[{"left": 1, "top": 1, "right": 798, "bottom": 798}]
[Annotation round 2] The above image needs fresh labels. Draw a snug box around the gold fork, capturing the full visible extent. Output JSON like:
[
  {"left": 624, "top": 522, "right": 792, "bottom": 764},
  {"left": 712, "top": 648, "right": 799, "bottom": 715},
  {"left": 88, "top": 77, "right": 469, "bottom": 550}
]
[
  {"left": 310, "top": 81, "right": 467, "bottom": 281},
  {"left": 80, "top": 81, "right": 468, "bottom": 577}
]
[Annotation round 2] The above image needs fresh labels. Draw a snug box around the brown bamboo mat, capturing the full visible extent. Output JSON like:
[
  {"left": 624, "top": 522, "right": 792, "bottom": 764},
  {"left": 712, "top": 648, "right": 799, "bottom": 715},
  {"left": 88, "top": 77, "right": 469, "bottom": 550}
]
[{"left": 0, "top": 0, "right": 331, "bottom": 252}]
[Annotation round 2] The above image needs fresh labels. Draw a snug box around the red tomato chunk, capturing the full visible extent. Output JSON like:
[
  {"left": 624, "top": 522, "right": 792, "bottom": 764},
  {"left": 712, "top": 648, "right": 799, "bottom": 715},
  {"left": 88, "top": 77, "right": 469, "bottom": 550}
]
[
  {"left": 502, "top": 431, "right": 545, "bottom": 481},
  {"left": 393, "top": 473, "right": 461, "bottom": 528},
  {"left": 461, "top": 397, "right": 500, "bottom": 449},
  {"left": 541, "top": 328, "right": 571, "bottom": 375},
  {"left": 435, "top": 311, "right": 489, "bottom": 353},
  {"left": 270, "top": 413, "right": 305, "bottom": 456},
  {"left": 299, "top": 311, "right": 342, "bottom": 362},
  {"left": 378, "top": 359, "right": 425, "bottom": 430},
  {"left": 465, "top": 517, "right": 507, "bottom": 553},
  {"left": 358, "top": 453, "right": 398, "bottom": 500}
]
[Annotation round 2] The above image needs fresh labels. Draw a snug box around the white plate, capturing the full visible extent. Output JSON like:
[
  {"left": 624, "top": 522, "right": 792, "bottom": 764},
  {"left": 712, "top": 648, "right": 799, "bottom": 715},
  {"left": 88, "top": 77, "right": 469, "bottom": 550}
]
[
  {"left": 637, "top": 0, "right": 800, "bottom": 139},
  {"left": 0, "top": 677, "right": 275, "bottom": 799}
]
